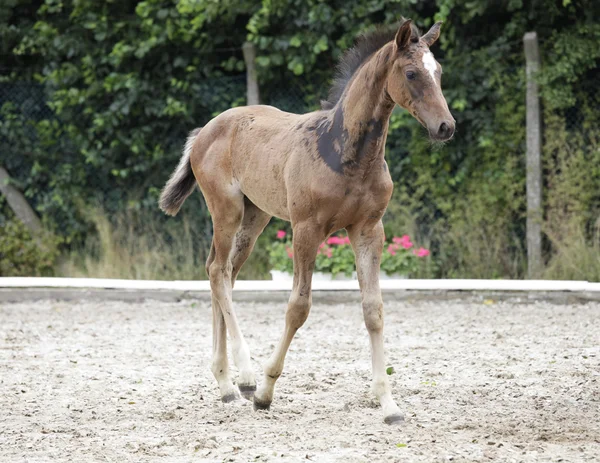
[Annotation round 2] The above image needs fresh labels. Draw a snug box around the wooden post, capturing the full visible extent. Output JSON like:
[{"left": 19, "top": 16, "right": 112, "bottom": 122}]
[
  {"left": 242, "top": 42, "right": 260, "bottom": 106},
  {"left": 524, "top": 32, "right": 543, "bottom": 279},
  {"left": 0, "top": 166, "right": 42, "bottom": 233}
]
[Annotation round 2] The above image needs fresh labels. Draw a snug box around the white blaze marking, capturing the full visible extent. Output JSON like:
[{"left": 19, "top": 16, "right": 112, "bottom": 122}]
[{"left": 422, "top": 51, "right": 437, "bottom": 81}]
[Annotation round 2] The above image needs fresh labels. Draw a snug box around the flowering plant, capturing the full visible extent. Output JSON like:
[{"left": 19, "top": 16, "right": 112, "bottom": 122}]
[
  {"left": 323, "top": 235, "right": 355, "bottom": 277},
  {"left": 315, "top": 242, "right": 334, "bottom": 273},
  {"left": 380, "top": 235, "right": 430, "bottom": 276},
  {"left": 267, "top": 230, "right": 294, "bottom": 273},
  {"left": 268, "top": 232, "right": 428, "bottom": 278},
  {"left": 268, "top": 231, "right": 355, "bottom": 277}
]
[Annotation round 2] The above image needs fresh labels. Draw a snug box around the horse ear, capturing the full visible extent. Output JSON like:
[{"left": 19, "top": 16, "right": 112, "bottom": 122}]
[
  {"left": 395, "top": 19, "right": 413, "bottom": 50},
  {"left": 422, "top": 21, "right": 442, "bottom": 47}
]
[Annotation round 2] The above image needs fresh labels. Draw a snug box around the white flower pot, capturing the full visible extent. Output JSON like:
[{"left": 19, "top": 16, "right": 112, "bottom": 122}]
[
  {"left": 379, "top": 271, "right": 408, "bottom": 280},
  {"left": 312, "top": 271, "right": 332, "bottom": 281},
  {"left": 270, "top": 270, "right": 293, "bottom": 282},
  {"left": 271, "top": 270, "right": 360, "bottom": 282}
]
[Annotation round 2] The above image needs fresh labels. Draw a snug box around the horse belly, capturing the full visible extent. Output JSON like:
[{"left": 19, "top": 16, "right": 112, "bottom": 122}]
[{"left": 237, "top": 164, "right": 290, "bottom": 221}]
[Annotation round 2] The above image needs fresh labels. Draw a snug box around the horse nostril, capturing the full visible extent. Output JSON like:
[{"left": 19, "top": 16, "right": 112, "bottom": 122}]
[{"left": 437, "top": 121, "right": 454, "bottom": 139}]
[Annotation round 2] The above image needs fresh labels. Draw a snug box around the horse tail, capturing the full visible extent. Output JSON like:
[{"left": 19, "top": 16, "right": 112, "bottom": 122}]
[{"left": 159, "top": 127, "right": 202, "bottom": 216}]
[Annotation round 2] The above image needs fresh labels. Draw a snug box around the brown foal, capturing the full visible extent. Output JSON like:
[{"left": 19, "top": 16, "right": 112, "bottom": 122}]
[{"left": 159, "top": 19, "right": 454, "bottom": 424}]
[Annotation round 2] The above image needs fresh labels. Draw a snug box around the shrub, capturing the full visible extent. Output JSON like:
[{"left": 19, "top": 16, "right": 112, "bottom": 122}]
[
  {"left": 0, "top": 218, "right": 60, "bottom": 276},
  {"left": 381, "top": 235, "right": 430, "bottom": 277},
  {"left": 326, "top": 235, "right": 355, "bottom": 277},
  {"left": 59, "top": 208, "right": 210, "bottom": 280},
  {"left": 267, "top": 232, "right": 356, "bottom": 277},
  {"left": 266, "top": 230, "right": 294, "bottom": 274},
  {"left": 267, "top": 232, "right": 430, "bottom": 278}
]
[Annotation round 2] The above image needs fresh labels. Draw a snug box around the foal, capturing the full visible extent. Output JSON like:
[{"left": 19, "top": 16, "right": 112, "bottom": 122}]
[{"left": 160, "top": 19, "right": 454, "bottom": 424}]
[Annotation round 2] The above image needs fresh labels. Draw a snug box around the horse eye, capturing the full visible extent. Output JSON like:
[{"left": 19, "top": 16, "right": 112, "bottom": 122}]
[{"left": 406, "top": 71, "right": 416, "bottom": 81}]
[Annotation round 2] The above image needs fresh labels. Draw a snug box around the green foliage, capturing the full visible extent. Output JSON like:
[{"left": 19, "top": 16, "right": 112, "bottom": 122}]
[
  {"left": 59, "top": 207, "right": 210, "bottom": 280},
  {"left": 380, "top": 236, "right": 427, "bottom": 277},
  {"left": 0, "top": 218, "right": 60, "bottom": 276},
  {"left": 315, "top": 243, "right": 334, "bottom": 273},
  {"left": 328, "top": 239, "right": 356, "bottom": 278},
  {"left": 266, "top": 232, "right": 294, "bottom": 274},
  {"left": 2, "top": 0, "right": 600, "bottom": 279},
  {"left": 542, "top": 96, "right": 600, "bottom": 280},
  {"left": 267, "top": 234, "right": 355, "bottom": 277},
  {"left": 1, "top": 0, "right": 249, "bottom": 243}
]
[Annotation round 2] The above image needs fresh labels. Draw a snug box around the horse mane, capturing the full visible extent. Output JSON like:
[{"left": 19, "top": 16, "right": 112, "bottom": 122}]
[{"left": 321, "top": 19, "right": 420, "bottom": 110}]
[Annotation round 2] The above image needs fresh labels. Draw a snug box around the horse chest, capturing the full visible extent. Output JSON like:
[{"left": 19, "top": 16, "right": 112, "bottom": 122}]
[{"left": 324, "top": 172, "right": 393, "bottom": 227}]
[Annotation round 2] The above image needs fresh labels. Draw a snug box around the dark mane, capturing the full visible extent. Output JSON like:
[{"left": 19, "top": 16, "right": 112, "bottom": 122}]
[{"left": 321, "top": 20, "right": 420, "bottom": 110}]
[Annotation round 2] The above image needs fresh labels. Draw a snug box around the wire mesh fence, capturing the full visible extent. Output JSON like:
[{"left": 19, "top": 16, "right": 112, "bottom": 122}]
[{"left": 0, "top": 83, "right": 54, "bottom": 121}]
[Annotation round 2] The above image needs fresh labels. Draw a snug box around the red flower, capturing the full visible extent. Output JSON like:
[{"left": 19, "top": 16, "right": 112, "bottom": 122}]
[{"left": 276, "top": 230, "right": 287, "bottom": 239}]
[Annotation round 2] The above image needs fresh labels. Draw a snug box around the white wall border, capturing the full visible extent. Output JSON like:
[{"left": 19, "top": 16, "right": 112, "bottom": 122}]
[{"left": 1, "top": 277, "right": 600, "bottom": 292}]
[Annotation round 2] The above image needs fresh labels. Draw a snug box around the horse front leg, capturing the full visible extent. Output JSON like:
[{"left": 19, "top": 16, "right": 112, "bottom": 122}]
[
  {"left": 348, "top": 220, "right": 403, "bottom": 424},
  {"left": 253, "top": 222, "right": 321, "bottom": 410}
]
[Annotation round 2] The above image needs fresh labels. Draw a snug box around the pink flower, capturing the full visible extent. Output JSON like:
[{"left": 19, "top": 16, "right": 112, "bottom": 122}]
[
  {"left": 286, "top": 247, "right": 294, "bottom": 258},
  {"left": 400, "top": 235, "right": 413, "bottom": 249},
  {"left": 387, "top": 243, "right": 400, "bottom": 253},
  {"left": 392, "top": 235, "right": 413, "bottom": 249},
  {"left": 326, "top": 248, "right": 333, "bottom": 258},
  {"left": 414, "top": 247, "right": 430, "bottom": 257},
  {"left": 327, "top": 235, "right": 351, "bottom": 245},
  {"left": 276, "top": 230, "right": 286, "bottom": 239}
]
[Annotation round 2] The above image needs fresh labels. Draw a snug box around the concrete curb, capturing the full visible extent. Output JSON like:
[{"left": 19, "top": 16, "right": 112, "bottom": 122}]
[
  {"left": 2, "top": 287, "right": 600, "bottom": 305},
  {"left": 2, "top": 277, "right": 600, "bottom": 304}
]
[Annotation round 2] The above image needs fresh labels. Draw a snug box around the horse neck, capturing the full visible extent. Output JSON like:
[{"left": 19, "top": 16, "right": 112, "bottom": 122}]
[{"left": 336, "top": 44, "right": 395, "bottom": 169}]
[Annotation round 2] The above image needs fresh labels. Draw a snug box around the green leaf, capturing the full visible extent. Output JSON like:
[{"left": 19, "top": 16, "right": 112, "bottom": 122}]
[{"left": 256, "top": 56, "right": 271, "bottom": 67}]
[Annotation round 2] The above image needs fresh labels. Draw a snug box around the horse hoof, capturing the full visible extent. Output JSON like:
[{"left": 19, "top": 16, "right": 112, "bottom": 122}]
[
  {"left": 221, "top": 393, "right": 239, "bottom": 403},
  {"left": 384, "top": 414, "right": 405, "bottom": 425},
  {"left": 238, "top": 384, "right": 256, "bottom": 400},
  {"left": 253, "top": 396, "right": 271, "bottom": 411}
]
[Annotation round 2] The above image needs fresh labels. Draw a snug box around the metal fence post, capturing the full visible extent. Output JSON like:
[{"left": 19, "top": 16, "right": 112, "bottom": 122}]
[
  {"left": 242, "top": 42, "right": 260, "bottom": 106},
  {"left": 524, "top": 32, "right": 543, "bottom": 279}
]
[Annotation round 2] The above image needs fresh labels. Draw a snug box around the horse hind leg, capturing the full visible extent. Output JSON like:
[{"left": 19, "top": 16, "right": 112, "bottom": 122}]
[
  {"left": 205, "top": 240, "right": 238, "bottom": 402},
  {"left": 231, "top": 197, "right": 272, "bottom": 285},
  {"left": 205, "top": 189, "right": 258, "bottom": 402}
]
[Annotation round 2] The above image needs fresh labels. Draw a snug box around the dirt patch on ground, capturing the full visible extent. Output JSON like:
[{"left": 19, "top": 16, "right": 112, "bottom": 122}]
[{"left": 1, "top": 297, "right": 599, "bottom": 462}]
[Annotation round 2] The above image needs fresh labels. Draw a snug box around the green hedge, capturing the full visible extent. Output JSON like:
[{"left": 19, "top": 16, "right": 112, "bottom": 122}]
[{"left": 1, "top": 0, "right": 600, "bottom": 278}]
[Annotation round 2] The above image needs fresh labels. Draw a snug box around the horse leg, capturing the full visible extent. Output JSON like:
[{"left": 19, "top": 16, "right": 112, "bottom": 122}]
[
  {"left": 228, "top": 198, "right": 271, "bottom": 398},
  {"left": 348, "top": 220, "right": 403, "bottom": 424},
  {"left": 231, "top": 197, "right": 272, "bottom": 286},
  {"left": 206, "top": 191, "right": 255, "bottom": 402},
  {"left": 204, "top": 240, "right": 237, "bottom": 402},
  {"left": 254, "top": 222, "right": 321, "bottom": 410}
]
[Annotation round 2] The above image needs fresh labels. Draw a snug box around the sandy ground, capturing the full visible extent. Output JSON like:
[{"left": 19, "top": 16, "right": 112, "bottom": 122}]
[{"left": 1, "top": 296, "right": 599, "bottom": 462}]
